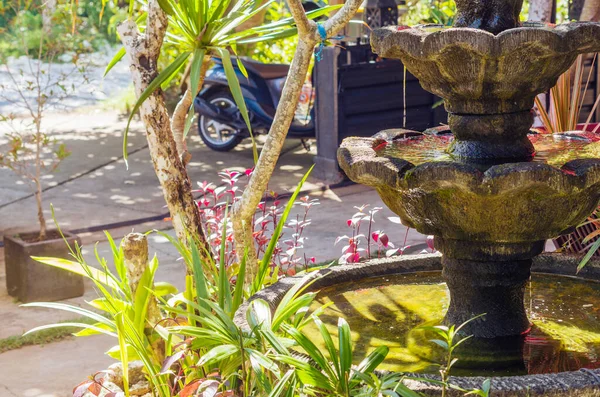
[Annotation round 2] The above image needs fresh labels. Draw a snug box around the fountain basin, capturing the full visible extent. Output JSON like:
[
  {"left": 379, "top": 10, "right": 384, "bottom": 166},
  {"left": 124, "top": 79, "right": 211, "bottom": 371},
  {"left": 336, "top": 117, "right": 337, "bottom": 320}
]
[{"left": 235, "top": 254, "right": 600, "bottom": 396}]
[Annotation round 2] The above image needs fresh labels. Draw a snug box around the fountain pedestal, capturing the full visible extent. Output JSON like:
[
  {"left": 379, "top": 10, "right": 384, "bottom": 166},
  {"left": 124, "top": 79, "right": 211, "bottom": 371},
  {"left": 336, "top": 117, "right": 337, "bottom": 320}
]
[{"left": 437, "top": 239, "right": 545, "bottom": 338}]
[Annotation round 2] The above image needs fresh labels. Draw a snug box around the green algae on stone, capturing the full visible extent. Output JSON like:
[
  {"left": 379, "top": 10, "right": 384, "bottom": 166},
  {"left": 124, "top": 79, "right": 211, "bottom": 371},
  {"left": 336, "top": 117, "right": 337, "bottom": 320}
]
[{"left": 303, "top": 271, "right": 600, "bottom": 376}]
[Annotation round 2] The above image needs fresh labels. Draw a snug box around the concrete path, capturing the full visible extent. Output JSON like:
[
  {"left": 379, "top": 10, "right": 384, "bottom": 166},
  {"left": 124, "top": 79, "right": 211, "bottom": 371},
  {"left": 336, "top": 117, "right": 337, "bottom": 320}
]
[{"left": 0, "top": 109, "right": 322, "bottom": 239}]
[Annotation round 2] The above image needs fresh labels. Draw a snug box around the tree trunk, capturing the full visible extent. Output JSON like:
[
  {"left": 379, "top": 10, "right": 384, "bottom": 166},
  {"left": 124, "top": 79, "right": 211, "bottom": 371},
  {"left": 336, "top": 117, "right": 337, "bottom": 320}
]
[
  {"left": 528, "top": 0, "right": 554, "bottom": 21},
  {"left": 171, "top": 56, "right": 211, "bottom": 167},
  {"left": 580, "top": 0, "right": 600, "bottom": 21},
  {"left": 231, "top": 0, "right": 363, "bottom": 281},
  {"left": 117, "top": 1, "right": 211, "bottom": 261},
  {"left": 121, "top": 233, "right": 164, "bottom": 362}
]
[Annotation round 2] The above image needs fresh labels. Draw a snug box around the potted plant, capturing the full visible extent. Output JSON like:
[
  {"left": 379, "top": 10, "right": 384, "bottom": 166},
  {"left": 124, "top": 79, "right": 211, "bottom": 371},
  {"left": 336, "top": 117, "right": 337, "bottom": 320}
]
[
  {"left": 533, "top": 53, "right": 600, "bottom": 256},
  {"left": 0, "top": 1, "right": 88, "bottom": 302},
  {"left": 534, "top": 53, "right": 600, "bottom": 134}
]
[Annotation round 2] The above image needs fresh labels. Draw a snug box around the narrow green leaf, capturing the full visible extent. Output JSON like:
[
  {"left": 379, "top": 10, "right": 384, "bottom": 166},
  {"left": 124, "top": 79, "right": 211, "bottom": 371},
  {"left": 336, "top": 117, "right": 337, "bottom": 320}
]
[
  {"left": 215, "top": 47, "right": 257, "bottom": 163},
  {"left": 218, "top": 203, "right": 232, "bottom": 312},
  {"left": 198, "top": 344, "right": 238, "bottom": 366},
  {"left": 314, "top": 316, "right": 340, "bottom": 374},
  {"left": 183, "top": 104, "right": 196, "bottom": 140},
  {"left": 578, "top": 237, "right": 600, "bottom": 273},
  {"left": 231, "top": 247, "right": 247, "bottom": 314},
  {"left": 104, "top": 47, "right": 126, "bottom": 77},
  {"left": 354, "top": 346, "right": 389, "bottom": 377},
  {"left": 189, "top": 48, "right": 206, "bottom": 100},
  {"left": 32, "top": 256, "right": 120, "bottom": 290},
  {"left": 123, "top": 52, "right": 191, "bottom": 165},
  {"left": 22, "top": 302, "right": 115, "bottom": 327},
  {"left": 190, "top": 237, "right": 211, "bottom": 311},
  {"left": 338, "top": 317, "right": 353, "bottom": 377},
  {"left": 24, "top": 322, "right": 117, "bottom": 338},
  {"left": 115, "top": 312, "right": 130, "bottom": 397},
  {"left": 156, "top": 0, "right": 176, "bottom": 16},
  {"left": 429, "top": 339, "right": 449, "bottom": 350}
]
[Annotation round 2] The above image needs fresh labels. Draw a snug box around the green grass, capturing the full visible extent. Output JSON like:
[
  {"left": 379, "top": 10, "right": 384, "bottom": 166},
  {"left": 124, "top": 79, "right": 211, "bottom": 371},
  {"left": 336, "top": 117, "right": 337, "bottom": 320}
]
[{"left": 0, "top": 316, "right": 98, "bottom": 353}]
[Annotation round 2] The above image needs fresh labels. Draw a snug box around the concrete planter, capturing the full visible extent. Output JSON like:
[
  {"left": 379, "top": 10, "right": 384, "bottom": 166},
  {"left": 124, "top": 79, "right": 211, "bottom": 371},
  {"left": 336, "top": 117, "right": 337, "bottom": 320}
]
[{"left": 4, "top": 231, "right": 84, "bottom": 303}]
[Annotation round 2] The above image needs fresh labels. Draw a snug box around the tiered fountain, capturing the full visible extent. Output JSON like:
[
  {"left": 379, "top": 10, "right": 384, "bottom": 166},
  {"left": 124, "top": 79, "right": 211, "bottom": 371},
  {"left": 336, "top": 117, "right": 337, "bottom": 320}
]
[{"left": 241, "top": 1, "right": 600, "bottom": 394}]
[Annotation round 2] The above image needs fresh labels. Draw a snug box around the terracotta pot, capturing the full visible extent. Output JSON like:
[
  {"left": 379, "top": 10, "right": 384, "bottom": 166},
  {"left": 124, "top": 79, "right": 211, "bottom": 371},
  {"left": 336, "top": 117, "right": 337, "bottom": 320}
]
[{"left": 4, "top": 231, "right": 84, "bottom": 303}]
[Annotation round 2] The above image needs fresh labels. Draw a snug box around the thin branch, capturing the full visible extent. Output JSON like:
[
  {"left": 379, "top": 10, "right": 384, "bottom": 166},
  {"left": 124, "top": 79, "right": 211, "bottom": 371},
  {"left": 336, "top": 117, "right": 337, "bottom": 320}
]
[
  {"left": 287, "top": 0, "right": 313, "bottom": 36},
  {"left": 322, "top": 0, "right": 363, "bottom": 37}
]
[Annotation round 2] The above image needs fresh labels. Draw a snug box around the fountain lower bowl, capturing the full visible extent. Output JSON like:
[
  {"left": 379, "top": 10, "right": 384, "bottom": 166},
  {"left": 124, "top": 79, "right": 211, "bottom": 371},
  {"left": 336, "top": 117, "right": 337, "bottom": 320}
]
[
  {"left": 338, "top": 130, "right": 600, "bottom": 241},
  {"left": 235, "top": 254, "right": 600, "bottom": 396}
]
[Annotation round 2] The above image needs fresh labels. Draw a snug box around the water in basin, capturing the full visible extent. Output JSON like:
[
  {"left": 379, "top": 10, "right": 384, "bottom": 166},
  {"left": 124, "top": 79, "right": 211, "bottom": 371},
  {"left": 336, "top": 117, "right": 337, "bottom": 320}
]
[
  {"left": 376, "top": 132, "right": 600, "bottom": 167},
  {"left": 303, "top": 272, "right": 600, "bottom": 376}
]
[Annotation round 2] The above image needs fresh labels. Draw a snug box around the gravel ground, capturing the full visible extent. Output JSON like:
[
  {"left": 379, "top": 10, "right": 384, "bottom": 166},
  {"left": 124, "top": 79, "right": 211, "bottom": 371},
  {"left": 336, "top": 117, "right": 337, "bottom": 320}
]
[{"left": 0, "top": 48, "right": 132, "bottom": 116}]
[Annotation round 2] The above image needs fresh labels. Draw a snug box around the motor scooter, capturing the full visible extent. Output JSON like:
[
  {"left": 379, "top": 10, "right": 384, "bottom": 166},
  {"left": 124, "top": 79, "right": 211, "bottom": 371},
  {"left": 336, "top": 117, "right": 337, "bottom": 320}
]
[{"left": 194, "top": 56, "right": 315, "bottom": 151}]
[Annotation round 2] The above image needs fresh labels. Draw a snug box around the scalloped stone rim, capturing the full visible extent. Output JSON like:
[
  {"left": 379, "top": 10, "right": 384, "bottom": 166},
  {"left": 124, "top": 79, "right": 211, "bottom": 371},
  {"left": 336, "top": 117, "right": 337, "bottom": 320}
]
[
  {"left": 337, "top": 131, "right": 600, "bottom": 193},
  {"left": 372, "top": 22, "right": 600, "bottom": 58}
]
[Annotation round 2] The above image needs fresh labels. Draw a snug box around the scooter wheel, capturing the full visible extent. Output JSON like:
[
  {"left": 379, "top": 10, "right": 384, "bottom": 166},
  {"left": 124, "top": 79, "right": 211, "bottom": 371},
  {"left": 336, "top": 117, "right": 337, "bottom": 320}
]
[{"left": 198, "top": 91, "right": 244, "bottom": 151}]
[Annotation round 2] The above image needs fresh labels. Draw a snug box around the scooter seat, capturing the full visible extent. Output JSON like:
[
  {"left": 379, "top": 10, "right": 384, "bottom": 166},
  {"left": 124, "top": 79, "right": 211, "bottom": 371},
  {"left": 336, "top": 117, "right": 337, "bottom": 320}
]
[{"left": 241, "top": 58, "right": 290, "bottom": 80}]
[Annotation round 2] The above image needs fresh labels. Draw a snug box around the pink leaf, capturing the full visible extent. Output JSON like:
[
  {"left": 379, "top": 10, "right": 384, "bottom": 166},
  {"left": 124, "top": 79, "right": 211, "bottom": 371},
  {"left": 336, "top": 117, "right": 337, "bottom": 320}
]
[
  {"left": 73, "top": 381, "right": 94, "bottom": 397},
  {"left": 379, "top": 234, "right": 389, "bottom": 247},
  {"left": 371, "top": 232, "right": 379, "bottom": 242},
  {"left": 427, "top": 235, "right": 435, "bottom": 251}
]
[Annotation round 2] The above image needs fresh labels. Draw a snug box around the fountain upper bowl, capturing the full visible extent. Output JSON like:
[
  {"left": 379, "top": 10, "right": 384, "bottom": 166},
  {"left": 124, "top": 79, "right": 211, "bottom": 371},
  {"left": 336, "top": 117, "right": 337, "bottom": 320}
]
[{"left": 371, "top": 22, "right": 600, "bottom": 114}]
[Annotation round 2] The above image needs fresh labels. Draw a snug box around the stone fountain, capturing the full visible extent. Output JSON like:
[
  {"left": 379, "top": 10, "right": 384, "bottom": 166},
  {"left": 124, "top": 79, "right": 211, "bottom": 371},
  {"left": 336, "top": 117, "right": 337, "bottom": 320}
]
[
  {"left": 338, "top": 1, "right": 600, "bottom": 339},
  {"left": 238, "top": 1, "right": 600, "bottom": 394}
]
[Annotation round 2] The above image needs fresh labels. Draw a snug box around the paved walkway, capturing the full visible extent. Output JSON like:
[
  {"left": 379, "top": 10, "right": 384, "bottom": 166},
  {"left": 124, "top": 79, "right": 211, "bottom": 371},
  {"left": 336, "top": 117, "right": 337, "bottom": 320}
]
[{"left": 0, "top": 109, "right": 431, "bottom": 397}]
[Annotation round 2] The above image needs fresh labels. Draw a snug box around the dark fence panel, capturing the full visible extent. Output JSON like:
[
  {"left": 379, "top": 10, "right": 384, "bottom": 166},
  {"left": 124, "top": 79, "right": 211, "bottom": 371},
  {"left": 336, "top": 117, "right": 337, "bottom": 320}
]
[{"left": 335, "top": 45, "right": 447, "bottom": 144}]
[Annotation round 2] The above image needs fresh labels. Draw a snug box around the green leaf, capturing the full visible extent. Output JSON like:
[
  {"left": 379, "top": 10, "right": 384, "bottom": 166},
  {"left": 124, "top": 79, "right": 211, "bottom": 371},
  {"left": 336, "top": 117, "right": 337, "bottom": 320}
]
[
  {"left": 115, "top": 312, "right": 130, "bottom": 397},
  {"left": 198, "top": 344, "right": 239, "bottom": 366},
  {"left": 154, "top": 281, "right": 178, "bottom": 296},
  {"left": 104, "top": 47, "right": 126, "bottom": 77},
  {"left": 156, "top": 0, "right": 176, "bottom": 16},
  {"left": 314, "top": 316, "right": 340, "bottom": 374},
  {"left": 189, "top": 48, "right": 206, "bottom": 103},
  {"left": 32, "top": 256, "right": 120, "bottom": 290},
  {"left": 22, "top": 302, "right": 115, "bottom": 328},
  {"left": 338, "top": 317, "right": 353, "bottom": 377},
  {"left": 429, "top": 339, "right": 449, "bottom": 350},
  {"left": 247, "top": 299, "right": 272, "bottom": 329},
  {"left": 24, "top": 322, "right": 117, "bottom": 338},
  {"left": 231, "top": 247, "right": 247, "bottom": 314},
  {"left": 354, "top": 346, "right": 389, "bottom": 379},
  {"left": 281, "top": 324, "right": 331, "bottom": 377},
  {"left": 275, "top": 355, "right": 333, "bottom": 390},
  {"left": 218, "top": 203, "right": 232, "bottom": 312},
  {"left": 215, "top": 47, "right": 257, "bottom": 163},
  {"left": 269, "top": 370, "right": 296, "bottom": 397},
  {"left": 190, "top": 237, "right": 211, "bottom": 312},
  {"left": 578, "top": 237, "right": 600, "bottom": 273},
  {"left": 123, "top": 51, "right": 191, "bottom": 165},
  {"left": 105, "top": 232, "right": 126, "bottom": 286}
]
